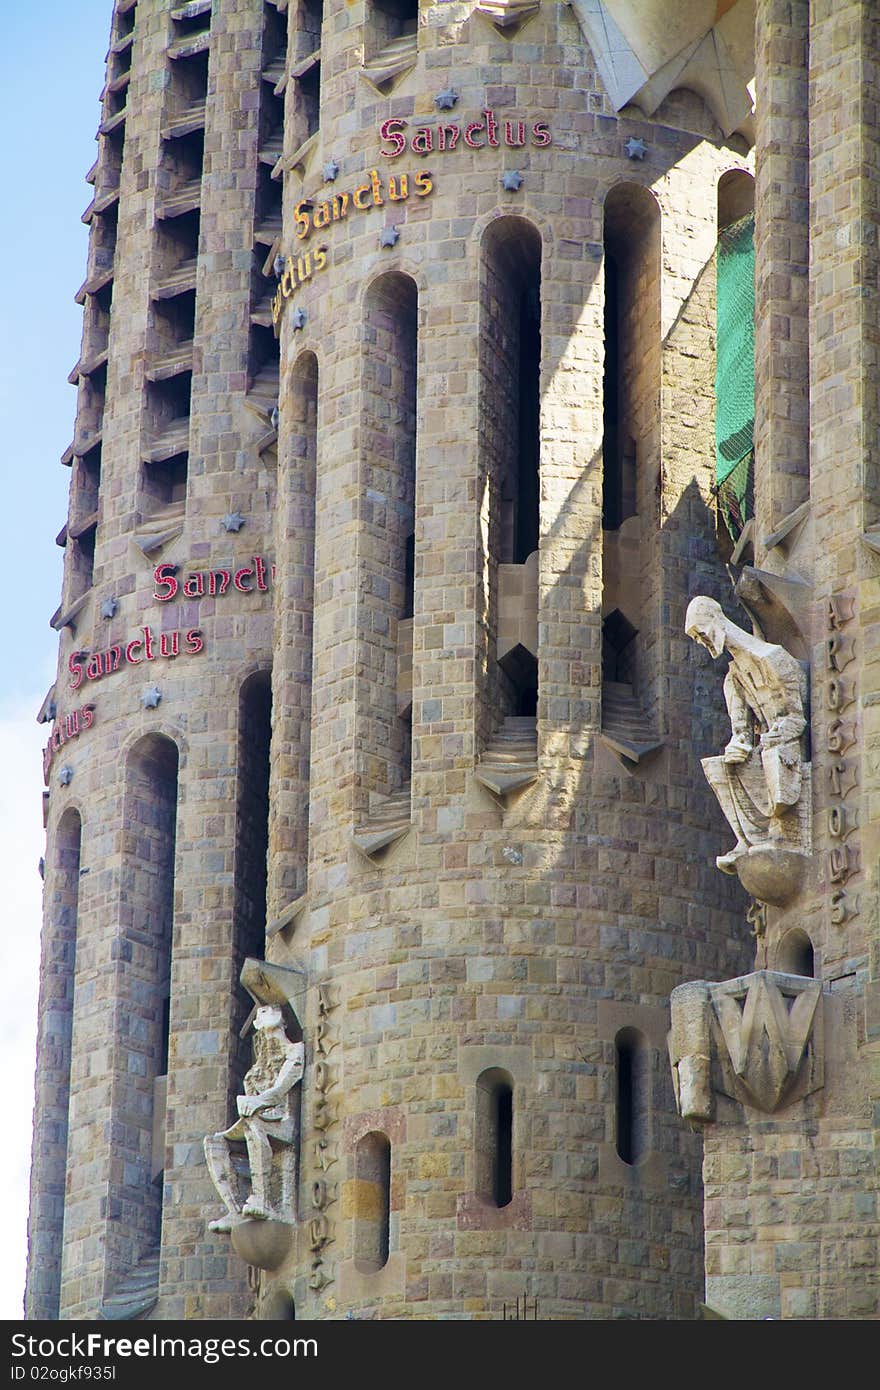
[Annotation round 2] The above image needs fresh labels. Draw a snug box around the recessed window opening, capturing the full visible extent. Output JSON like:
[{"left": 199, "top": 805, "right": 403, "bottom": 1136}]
[
  {"left": 298, "top": 61, "right": 321, "bottom": 140},
  {"left": 602, "top": 608, "right": 638, "bottom": 686},
  {"left": 169, "top": 50, "right": 209, "bottom": 107},
  {"left": 402, "top": 532, "right": 415, "bottom": 620},
  {"left": 144, "top": 453, "right": 188, "bottom": 509},
  {"left": 498, "top": 644, "right": 538, "bottom": 717},
  {"left": 93, "top": 278, "right": 114, "bottom": 319},
  {"left": 716, "top": 171, "right": 756, "bottom": 547},
  {"left": 602, "top": 252, "right": 629, "bottom": 530},
  {"left": 233, "top": 672, "right": 272, "bottom": 1089},
  {"left": 125, "top": 735, "right": 179, "bottom": 1243},
  {"left": 777, "top": 928, "right": 814, "bottom": 978},
  {"left": 101, "top": 127, "right": 125, "bottom": 186},
  {"left": 363, "top": 272, "right": 418, "bottom": 796},
  {"left": 354, "top": 1131, "right": 391, "bottom": 1272},
  {"left": 32, "top": 807, "right": 81, "bottom": 1317},
  {"left": 150, "top": 371, "right": 192, "bottom": 424},
  {"left": 482, "top": 219, "right": 542, "bottom": 567},
  {"left": 369, "top": 0, "right": 418, "bottom": 54},
  {"left": 114, "top": 5, "right": 135, "bottom": 43},
  {"left": 77, "top": 448, "right": 101, "bottom": 518},
  {"left": 475, "top": 1067, "right": 514, "bottom": 1208},
  {"left": 156, "top": 212, "right": 200, "bottom": 281},
  {"left": 300, "top": 0, "right": 323, "bottom": 53},
  {"left": 261, "top": 1289, "right": 296, "bottom": 1320},
  {"left": 615, "top": 1027, "right": 649, "bottom": 1166},
  {"left": 71, "top": 527, "right": 96, "bottom": 595},
  {"left": 153, "top": 291, "right": 195, "bottom": 351},
  {"left": 250, "top": 322, "right": 280, "bottom": 385},
  {"left": 172, "top": 5, "right": 211, "bottom": 39},
  {"left": 601, "top": 185, "right": 660, "bottom": 704},
  {"left": 601, "top": 185, "right": 659, "bottom": 533},
  {"left": 162, "top": 128, "right": 204, "bottom": 188}
]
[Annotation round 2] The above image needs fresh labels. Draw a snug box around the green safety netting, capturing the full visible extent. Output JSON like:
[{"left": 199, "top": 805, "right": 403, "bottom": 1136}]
[{"left": 715, "top": 212, "right": 755, "bottom": 542}]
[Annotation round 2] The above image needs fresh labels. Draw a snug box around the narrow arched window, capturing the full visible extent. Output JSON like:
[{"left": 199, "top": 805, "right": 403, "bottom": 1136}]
[
  {"left": 354, "top": 1131, "right": 391, "bottom": 1272},
  {"left": 261, "top": 1288, "right": 296, "bottom": 1319},
  {"left": 26, "top": 807, "right": 81, "bottom": 1318},
  {"left": 479, "top": 215, "right": 542, "bottom": 724},
  {"left": 777, "top": 928, "right": 814, "bottom": 978},
  {"left": 481, "top": 216, "right": 541, "bottom": 568},
  {"left": 233, "top": 671, "right": 272, "bottom": 1090},
  {"left": 601, "top": 184, "right": 660, "bottom": 708},
  {"left": 475, "top": 1067, "right": 514, "bottom": 1208},
  {"left": 366, "top": 0, "right": 418, "bottom": 65},
  {"left": 362, "top": 272, "right": 418, "bottom": 796},
  {"left": 615, "top": 1028, "right": 649, "bottom": 1166},
  {"left": 124, "top": 734, "right": 179, "bottom": 1242},
  {"left": 715, "top": 170, "right": 756, "bottom": 548}
]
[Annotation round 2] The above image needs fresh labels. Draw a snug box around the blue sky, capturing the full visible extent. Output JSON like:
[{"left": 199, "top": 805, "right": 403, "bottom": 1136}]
[{"left": 0, "top": 0, "right": 112, "bottom": 1318}]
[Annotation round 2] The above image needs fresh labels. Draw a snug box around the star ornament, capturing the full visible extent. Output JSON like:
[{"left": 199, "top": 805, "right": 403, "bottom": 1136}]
[
  {"left": 322, "top": 158, "right": 340, "bottom": 182},
  {"left": 58, "top": 766, "right": 74, "bottom": 785},
  {"left": 434, "top": 86, "right": 459, "bottom": 111},
  {"left": 100, "top": 596, "right": 119, "bottom": 620},
  {"left": 291, "top": 306, "right": 307, "bottom": 330},
  {"left": 624, "top": 137, "right": 647, "bottom": 160},
  {"left": 221, "top": 511, "right": 245, "bottom": 532},
  {"left": 141, "top": 686, "right": 162, "bottom": 710},
  {"left": 501, "top": 170, "right": 524, "bottom": 192},
  {"left": 379, "top": 225, "right": 401, "bottom": 248}
]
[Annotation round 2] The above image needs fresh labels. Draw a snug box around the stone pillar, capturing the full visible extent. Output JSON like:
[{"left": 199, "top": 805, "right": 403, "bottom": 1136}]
[
  {"left": 267, "top": 349, "right": 317, "bottom": 923},
  {"left": 160, "top": 0, "right": 269, "bottom": 1320},
  {"left": 752, "top": 0, "right": 810, "bottom": 545}
]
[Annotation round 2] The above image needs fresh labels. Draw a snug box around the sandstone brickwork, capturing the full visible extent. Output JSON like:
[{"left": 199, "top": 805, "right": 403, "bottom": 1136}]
[{"left": 26, "top": 0, "right": 879, "bottom": 1322}]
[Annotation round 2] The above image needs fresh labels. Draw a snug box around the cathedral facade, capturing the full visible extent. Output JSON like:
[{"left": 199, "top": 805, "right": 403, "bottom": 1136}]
[{"left": 27, "top": 0, "right": 879, "bottom": 1320}]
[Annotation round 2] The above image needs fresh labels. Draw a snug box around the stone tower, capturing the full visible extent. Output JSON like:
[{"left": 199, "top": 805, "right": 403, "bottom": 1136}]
[{"left": 26, "top": 0, "right": 878, "bottom": 1321}]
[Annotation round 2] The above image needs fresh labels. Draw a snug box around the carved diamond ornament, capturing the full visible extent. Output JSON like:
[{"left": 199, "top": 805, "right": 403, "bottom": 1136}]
[{"left": 669, "top": 971, "right": 824, "bottom": 1121}]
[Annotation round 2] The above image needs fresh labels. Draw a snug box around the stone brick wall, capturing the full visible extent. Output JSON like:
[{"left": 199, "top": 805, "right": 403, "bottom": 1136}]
[
  {"left": 254, "top": 1, "right": 750, "bottom": 1320},
  {"left": 35, "top": 0, "right": 880, "bottom": 1326}
]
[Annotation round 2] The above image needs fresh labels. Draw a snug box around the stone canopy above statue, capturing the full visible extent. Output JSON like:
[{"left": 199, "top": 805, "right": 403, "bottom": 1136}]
[
  {"left": 685, "top": 596, "right": 811, "bottom": 905},
  {"left": 569, "top": 0, "right": 756, "bottom": 143}
]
